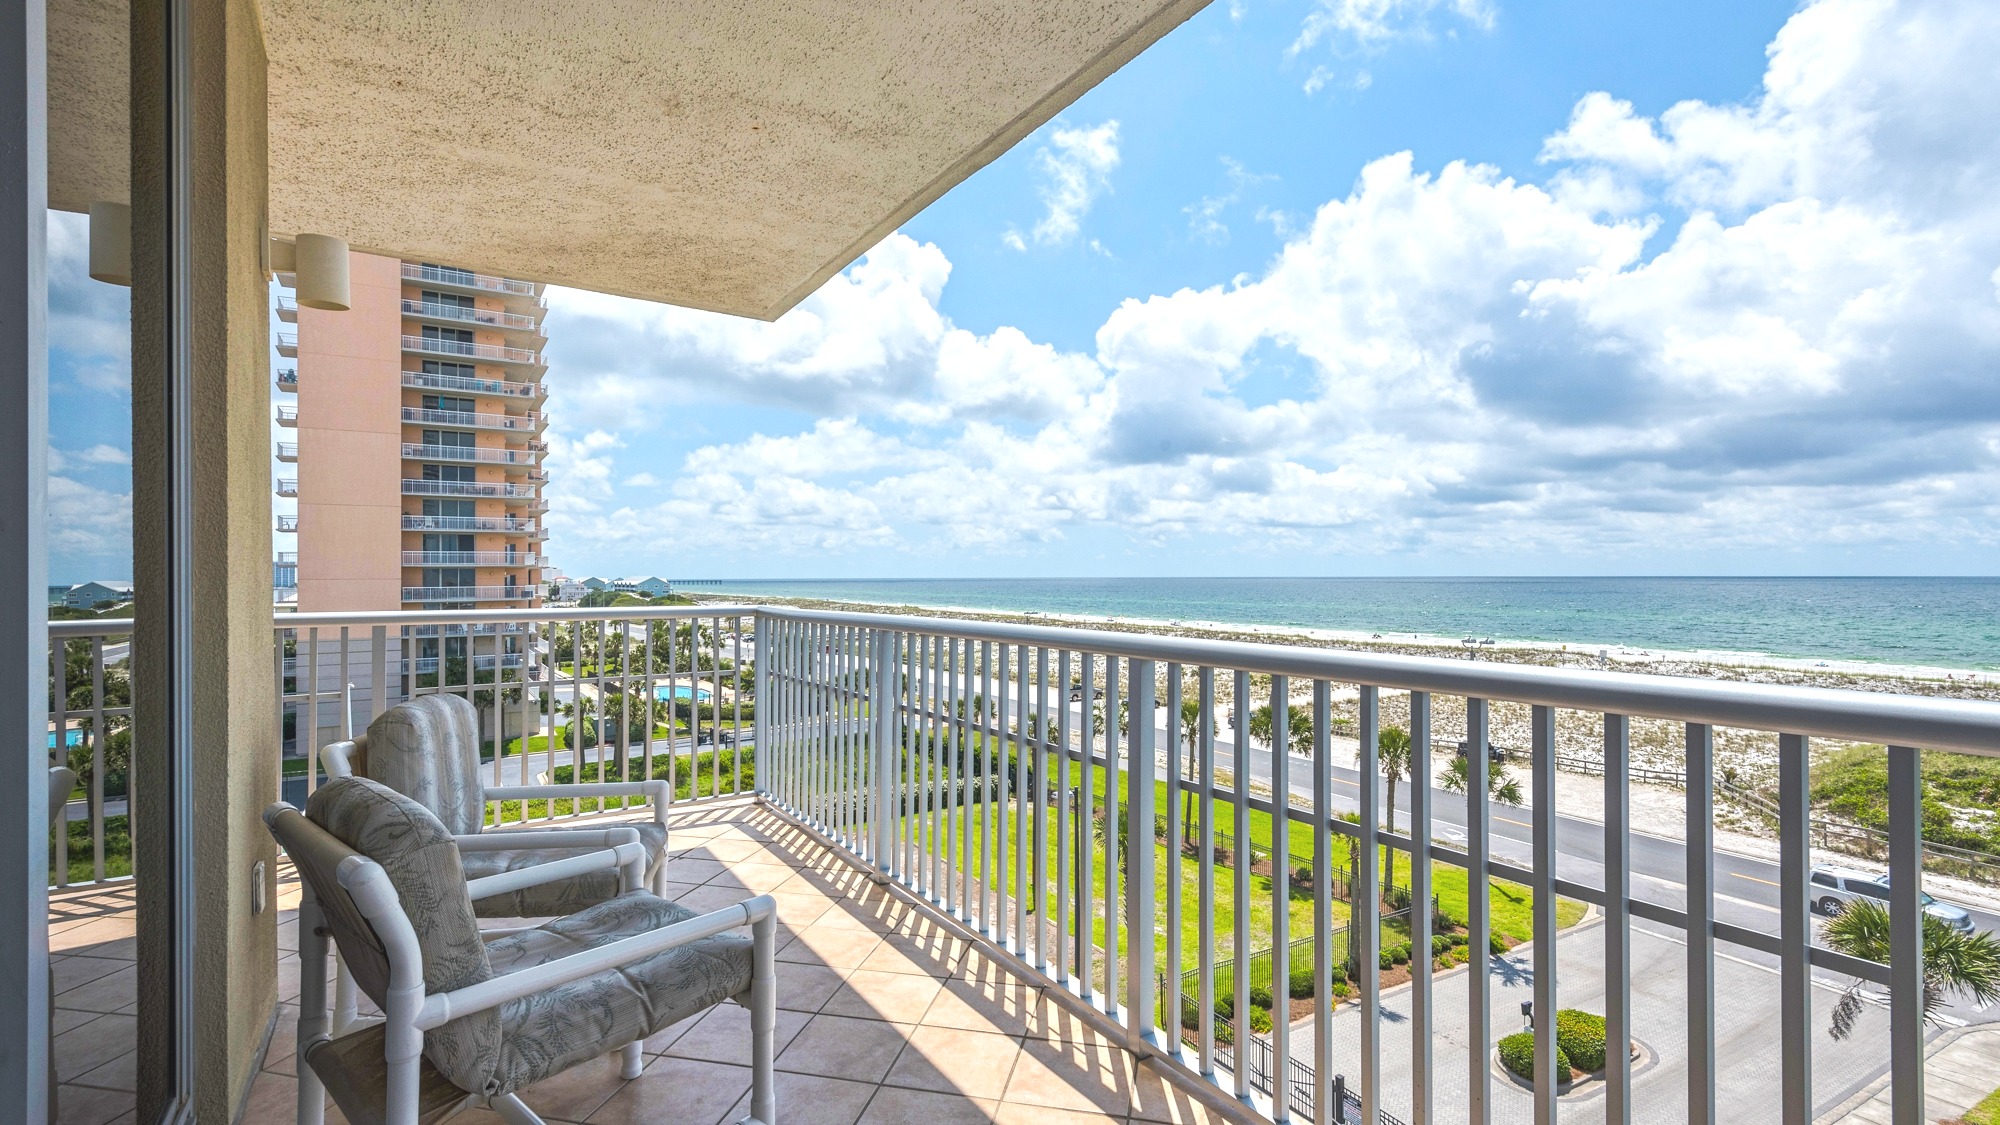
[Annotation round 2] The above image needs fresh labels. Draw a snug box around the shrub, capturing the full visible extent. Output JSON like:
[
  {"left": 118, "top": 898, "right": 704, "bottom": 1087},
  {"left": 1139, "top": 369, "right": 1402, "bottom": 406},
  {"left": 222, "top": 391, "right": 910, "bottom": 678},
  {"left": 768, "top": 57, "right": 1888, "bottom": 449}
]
[
  {"left": 1389, "top": 943, "right": 1411, "bottom": 966},
  {"left": 1330, "top": 980, "right": 1350, "bottom": 999},
  {"left": 1288, "top": 961, "right": 1315, "bottom": 1000},
  {"left": 1248, "top": 1007, "right": 1274, "bottom": 1035},
  {"left": 1490, "top": 933, "right": 1508, "bottom": 955},
  {"left": 1498, "top": 1031, "right": 1570, "bottom": 1082},
  {"left": 1554, "top": 1009, "right": 1608, "bottom": 1071},
  {"left": 1249, "top": 983, "right": 1274, "bottom": 1009},
  {"left": 1432, "top": 934, "right": 1452, "bottom": 956},
  {"left": 1379, "top": 949, "right": 1393, "bottom": 970}
]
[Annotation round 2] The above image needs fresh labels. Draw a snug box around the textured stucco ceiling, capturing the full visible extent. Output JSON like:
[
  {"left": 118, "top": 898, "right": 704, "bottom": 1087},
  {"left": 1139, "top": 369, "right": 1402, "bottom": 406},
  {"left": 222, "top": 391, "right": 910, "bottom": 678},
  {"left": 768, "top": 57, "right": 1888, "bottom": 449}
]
[
  {"left": 47, "top": 0, "right": 1208, "bottom": 318},
  {"left": 264, "top": 0, "right": 1214, "bottom": 318}
]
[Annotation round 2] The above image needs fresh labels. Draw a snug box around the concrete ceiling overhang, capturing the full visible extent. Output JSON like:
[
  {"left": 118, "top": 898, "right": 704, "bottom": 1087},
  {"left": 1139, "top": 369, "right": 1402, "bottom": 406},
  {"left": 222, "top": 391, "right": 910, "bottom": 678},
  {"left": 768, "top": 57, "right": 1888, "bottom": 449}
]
[{"left": 48, "top": 0, "right": 1210, "bottom": 319}]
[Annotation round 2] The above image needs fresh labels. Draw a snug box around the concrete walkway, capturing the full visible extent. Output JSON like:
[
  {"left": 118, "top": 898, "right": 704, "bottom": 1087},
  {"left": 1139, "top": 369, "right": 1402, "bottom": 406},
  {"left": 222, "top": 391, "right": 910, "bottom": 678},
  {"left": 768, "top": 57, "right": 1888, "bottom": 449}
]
[{"left": 1818, "top": 1024, "right": 2000, "bottom": 1124}]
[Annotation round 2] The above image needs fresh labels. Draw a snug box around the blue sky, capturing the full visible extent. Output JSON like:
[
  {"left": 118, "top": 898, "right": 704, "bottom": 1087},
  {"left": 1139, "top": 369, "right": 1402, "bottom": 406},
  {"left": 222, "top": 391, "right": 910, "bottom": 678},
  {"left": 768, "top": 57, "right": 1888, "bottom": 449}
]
[{"left": 46, "top": 0, "right": 2000, "bottom": 582}]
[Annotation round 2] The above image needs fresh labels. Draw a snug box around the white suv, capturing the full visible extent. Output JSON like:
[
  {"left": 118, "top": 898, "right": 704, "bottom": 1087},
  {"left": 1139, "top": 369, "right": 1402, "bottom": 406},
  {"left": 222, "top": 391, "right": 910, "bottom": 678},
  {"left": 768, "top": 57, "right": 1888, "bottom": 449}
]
[{"left": 1809, "top": 865, "right": 1975, "bottom": 932}]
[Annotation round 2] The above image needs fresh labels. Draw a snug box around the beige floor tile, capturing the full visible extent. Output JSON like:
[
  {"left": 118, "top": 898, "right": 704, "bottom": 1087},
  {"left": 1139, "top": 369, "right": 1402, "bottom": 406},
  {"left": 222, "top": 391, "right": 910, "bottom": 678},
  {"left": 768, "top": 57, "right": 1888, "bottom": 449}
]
[
  {"left": 70, "top": 1048, "right": 136, "bottom": 1094},
  {"left": 53, "top": 1009, "right": 103, "bottom": 1036},
  {"left": 779, "top": 925, "right": 883, "bottom": 970},
  {"left": 922, "top": 974, "right": 1048, "bottom": 1037},
  {"left": 993, "top": 1105, "right": 1125, "bottom": 1125},
  {"left": 516, "top": 1054, "right": 630, "bottom": 1123},
  {"left": 587, "top": 1056, "right": 748, "bottom": 1125},
  {"left": 857, "top": 928, "right": 967, "bottom": 977},
  {"left": 53, "top": 1082, "right": 134, "bottom": 1125},
  {"left": 1002, "top": 1032, "right": 1135, "bottom": 1117},
  {"left": 777, "top": 1015, "right": 914, "bottom": 1085},
  {"left": 55, "top": 964, "right": 137, "bottom": 1014},
  {"left": 662, "top": 857, "right": 731, "bottom": 885},
  {"left": 52, "top": 956, "right": 128, "bottom": 993},
  {"left": 858, "top": 1086, "right": 1001, "bottom": 1125},
  {"left": 771, "top": 960, "right": 851, "bottom": 1013},
  {"left": 724, "top": 1071, "right": 879, "bottom": 1125},
  {"left": 881, "top": 1025, "right": 1023, "bottom": 1101},
  {"left": 665, "top": 1002, "right": 810, "bottom": 1067},
  {"left": 53, "top": 1014, "right": 134, "bottom": 1083},
  {"left": 673, "top": 883, "right": 772, "bottom": 914},
  {"left": 703, "top": 861, "right": 804, "bottom": 895},
  {"left": 819, "top": 969, "right": 943, "bottom": 1024},
  {"left": 1128, "top": 1060, "right": 1250, "bottom": 1124}
]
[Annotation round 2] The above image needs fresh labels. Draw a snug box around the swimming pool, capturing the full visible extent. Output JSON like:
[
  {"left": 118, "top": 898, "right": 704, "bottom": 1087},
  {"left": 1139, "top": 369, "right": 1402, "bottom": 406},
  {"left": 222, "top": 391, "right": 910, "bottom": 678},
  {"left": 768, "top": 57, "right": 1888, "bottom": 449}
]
[
  {"left": 653, "top": 684, "right": 713, "bottom": 703},
  {"left": 48, "top": 729, "right": 84, "bottom": 749}
]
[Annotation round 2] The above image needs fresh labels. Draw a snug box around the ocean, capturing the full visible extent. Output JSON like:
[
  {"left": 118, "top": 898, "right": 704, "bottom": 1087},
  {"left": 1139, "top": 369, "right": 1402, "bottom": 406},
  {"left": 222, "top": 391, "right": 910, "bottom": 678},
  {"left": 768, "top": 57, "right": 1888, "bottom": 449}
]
[{"left": 685, "top": 576, "right": 2000, "bottom": 671}]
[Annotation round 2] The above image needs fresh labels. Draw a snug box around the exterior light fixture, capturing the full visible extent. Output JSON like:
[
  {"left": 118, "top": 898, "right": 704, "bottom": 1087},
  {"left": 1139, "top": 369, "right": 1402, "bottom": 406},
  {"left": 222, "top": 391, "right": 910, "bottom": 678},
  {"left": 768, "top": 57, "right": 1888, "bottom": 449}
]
[
  {"left": 88, "top": 201, "right": 132, "bottom": 286},
  {"left": 268, "top": 233, "right": 352, "bottom": 311}
]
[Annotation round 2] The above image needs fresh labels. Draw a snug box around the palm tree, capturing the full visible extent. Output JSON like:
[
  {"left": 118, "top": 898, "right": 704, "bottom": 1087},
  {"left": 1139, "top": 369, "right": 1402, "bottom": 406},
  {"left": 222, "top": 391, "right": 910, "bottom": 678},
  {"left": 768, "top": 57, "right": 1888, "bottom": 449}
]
[
  {"left": 1440, "top": 753, "right": 1524, "bottom": 806},
  {"left": 1820, "top": 898, "right": 2000, "bottom": 1039},
  {"left": 1248, "top": 703, "right": 1313, "bottom": 757},
  {"left": 1179, "top": 694, "right": 1215, "bottom": 849},
  {"left": 1377, "top": 724, "right": 1414, "bottom": 892}
]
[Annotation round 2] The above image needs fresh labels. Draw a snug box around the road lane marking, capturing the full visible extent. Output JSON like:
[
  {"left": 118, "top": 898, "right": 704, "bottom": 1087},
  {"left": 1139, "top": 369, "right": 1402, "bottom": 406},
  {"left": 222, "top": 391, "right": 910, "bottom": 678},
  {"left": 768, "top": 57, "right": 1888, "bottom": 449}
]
[{"left": 1728, "top": 871, "right": 1780, "bottom": 888}]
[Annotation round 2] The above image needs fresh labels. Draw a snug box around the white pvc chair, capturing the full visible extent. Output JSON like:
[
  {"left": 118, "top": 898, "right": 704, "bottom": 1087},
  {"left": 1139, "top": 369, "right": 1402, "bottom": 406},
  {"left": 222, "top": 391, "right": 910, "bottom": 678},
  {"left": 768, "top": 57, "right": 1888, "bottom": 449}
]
[{"left": 267, "top": 778, "right": 777, "bottom": 1125}]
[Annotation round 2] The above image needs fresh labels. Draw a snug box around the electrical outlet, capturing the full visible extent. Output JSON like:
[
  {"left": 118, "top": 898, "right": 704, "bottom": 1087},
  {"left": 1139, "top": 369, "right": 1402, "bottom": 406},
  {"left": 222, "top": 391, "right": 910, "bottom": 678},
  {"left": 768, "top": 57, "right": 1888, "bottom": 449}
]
[{"left": 251, "top": 860, "right": 267, "bottom": 915}]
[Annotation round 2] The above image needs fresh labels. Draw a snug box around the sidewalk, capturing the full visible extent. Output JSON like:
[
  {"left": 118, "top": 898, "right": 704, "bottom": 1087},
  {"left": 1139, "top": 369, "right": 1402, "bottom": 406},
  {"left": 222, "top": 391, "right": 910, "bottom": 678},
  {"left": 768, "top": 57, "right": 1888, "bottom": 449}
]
[{"left": 1816, "top": 1024, "right": 2000, "bottom": 1124}]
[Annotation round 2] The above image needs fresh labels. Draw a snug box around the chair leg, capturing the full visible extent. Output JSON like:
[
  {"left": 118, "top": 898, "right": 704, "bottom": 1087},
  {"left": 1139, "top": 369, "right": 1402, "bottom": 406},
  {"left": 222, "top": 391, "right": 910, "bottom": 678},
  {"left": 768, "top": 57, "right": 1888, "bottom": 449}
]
[
  {"left": 487, "top": 1093, "right": 547, "bottom": 1125},
  {"left": 332, "top": 945, "right": 359, "bottom": 1035},
  {"left": 746, "top": 908, "right": 777, "bottom": 1124},
  {"left": 618, "top": 1040, "right": 644, "bottom": 1080}
]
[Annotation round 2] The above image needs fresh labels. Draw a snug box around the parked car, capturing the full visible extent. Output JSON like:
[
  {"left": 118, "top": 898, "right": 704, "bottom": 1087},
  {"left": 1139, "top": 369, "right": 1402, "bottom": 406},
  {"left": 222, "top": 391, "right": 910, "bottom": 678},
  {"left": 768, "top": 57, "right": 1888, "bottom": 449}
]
[
  {"left": 1456, "top": 739, "right": 1507, "bottom": 764},
  {"left": 1808, "top": 865, "right": 1976, "bottom": 932}
]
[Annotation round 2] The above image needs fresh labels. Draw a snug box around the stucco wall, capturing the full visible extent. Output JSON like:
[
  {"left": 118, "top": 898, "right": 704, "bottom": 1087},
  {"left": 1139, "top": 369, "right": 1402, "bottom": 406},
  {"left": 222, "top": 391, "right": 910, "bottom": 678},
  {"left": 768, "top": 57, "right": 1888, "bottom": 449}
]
[{"left": 130, "top": 0, "right": 279, "bottom": 1117}]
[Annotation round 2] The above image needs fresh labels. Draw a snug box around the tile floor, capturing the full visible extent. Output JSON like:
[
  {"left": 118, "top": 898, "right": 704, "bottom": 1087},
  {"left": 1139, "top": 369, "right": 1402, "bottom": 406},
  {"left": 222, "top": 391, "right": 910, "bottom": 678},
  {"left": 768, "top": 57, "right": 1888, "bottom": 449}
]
[{"left": 56, "top": 797, "right": 1258, "bottom": 1125}]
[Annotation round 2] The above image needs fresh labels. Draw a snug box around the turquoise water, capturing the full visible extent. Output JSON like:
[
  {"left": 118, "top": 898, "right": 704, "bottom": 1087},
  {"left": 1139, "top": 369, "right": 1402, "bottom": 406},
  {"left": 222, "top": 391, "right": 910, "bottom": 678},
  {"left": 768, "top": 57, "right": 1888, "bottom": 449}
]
[
  {"left": 690, "top": 577, "right": 2000, "bottom": 671},
  {"left": 654, "top": 684, "right": 713, "bottom": 703}
]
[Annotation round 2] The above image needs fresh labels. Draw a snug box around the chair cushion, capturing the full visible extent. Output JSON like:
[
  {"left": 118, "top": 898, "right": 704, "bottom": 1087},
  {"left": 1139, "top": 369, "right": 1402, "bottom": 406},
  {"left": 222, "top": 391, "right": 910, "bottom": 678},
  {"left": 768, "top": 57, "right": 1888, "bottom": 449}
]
[
  {"left": 303, "top": 778, "right": 502, "bottom": 1088},
  {"left": 365, "top": 694, "right": 485, "bottom": 835},
  {"left": 459, "top": 821, "right": 669, "bottom": 918},
  {"left": 470, "top": 891, "right": 755, "bottom": 1096}
]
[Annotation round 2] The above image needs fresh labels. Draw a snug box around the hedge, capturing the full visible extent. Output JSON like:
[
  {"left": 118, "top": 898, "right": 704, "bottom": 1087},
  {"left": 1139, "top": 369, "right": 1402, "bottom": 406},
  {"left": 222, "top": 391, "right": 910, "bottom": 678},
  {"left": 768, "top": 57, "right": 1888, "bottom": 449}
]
[
  {"left": 1555, "top": 1009, "right": 1608, "bottom": 1071},
  {"left": 1498, "top": 1031, "right": 1569, "bottom": 1082}
]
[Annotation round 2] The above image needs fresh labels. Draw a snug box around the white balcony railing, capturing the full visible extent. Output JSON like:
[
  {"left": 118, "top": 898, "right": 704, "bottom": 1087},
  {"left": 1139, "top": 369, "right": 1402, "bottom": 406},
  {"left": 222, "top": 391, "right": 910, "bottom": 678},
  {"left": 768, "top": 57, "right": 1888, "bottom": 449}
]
[
  {"left": 276, "top": 331, "right": 297, "bottom": 357},
  {"left": 275, "top": 478, "right": 298, "bottom": 497},
  {"left": 400, "top": 443, "right": 538, "bottom": 465},
  {"left": 399, "top": 514, "right": 539, "bottom": 534},
  {"left": 276, "top": 404, "right": 298, "bottom": 426},
  {"left": 52, "top": 605, "right": 1998, "bottom": 1125},
  {"left": 276, "top": 294, "right": 298, "bottom": 323},
  {"left": 400, "top": 478, "right": 538, "bottom": 499},
  {"left": 400, "top": 551, "right": 541, "bottom": 567},
  {"left": 276, "top": 442, "right": 298, "bottom": 462},
  {"left": 402, "top": 334, "right": 546, "bottom": 368},
  {"left": 400, "top": 586, "right": 537, "bottom": 603},
  {"left": 276, "top": 514, "right": 298, "bottom": 532},
  {"left": 401, "top": 262, "right": 540, "bottom": 297},
  {"left": 276, "top": 368, "right": 298, "bottom": 389},
  {"left": 400, "top": 406, "right": 546, "bottom": 432},
  {"left": 400, "top": 299, "right": 542, "bottom": 333},
  {"left": 400, "top": 369, "right": 543, "bottom": 399}
]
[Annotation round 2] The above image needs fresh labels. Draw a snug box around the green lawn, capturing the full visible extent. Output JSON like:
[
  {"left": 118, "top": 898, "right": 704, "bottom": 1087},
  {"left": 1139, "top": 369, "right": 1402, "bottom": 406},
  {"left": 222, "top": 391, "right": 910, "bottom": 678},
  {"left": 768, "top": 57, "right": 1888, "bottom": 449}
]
[
  {"left": 485, "top": 746, "right": 755, "bottom": 823},
  {"left": 1962, "top": 1081, "right": 2000, "bottom": 1125},
  {"left": 51, "top": 814, "right": 130, "bottom": 886}
]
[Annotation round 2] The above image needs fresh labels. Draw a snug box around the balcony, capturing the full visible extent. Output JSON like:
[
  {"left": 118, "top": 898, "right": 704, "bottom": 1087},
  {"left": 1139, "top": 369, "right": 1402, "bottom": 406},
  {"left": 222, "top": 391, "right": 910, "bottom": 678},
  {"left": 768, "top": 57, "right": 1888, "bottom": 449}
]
[
  {"left": 401, "top": 261, "right": 542, "bottom": 298},
  {"left": 400, "top": 298, "right": 543, "bottom": 334},
  {"left": 400, "top": 551, "right": 541, "bottom": 567},
  {"left": 399, "top": 478, "right": 538, "bottom": 500},
  {"left": 402, "top": 333, "right": 546, "bottom": 369},
  {"left": 400, "top": 513, "right": 539, "bottom": 534},
  {"left": 400, "top": 585, "right": 537, "bottom": 603},
  {"left": 276, "top": 513, "right": 297, "bottom": 532},
  {"left": 48, "top": 605, "right": 2000, "bottom": 1125},
  {"left": 276, "top": 293, "right": 297, "bottom": 323},
  {"left": 400, "top": 442, "right": 538, "bottom": 466},
  {"left": 276, "top": 367, "right": 298, "bottom": 390},
  {"left": 276, "top": 404, "right": 297, "bottom": 427},
  {"left": 400, "top": 368, "right": 544, "bottom": 399},
  {"left": 400, "top": 406, "right": 546, "bottom": 433},
  {"left": 275, "top": 330, "right": 297, "bottom": 357},
  {"left": 274, "top": 477, "right": 298, "bottom": 497},
  {"left": 275, "top": 441, "right": 297, "bottom": 462}
]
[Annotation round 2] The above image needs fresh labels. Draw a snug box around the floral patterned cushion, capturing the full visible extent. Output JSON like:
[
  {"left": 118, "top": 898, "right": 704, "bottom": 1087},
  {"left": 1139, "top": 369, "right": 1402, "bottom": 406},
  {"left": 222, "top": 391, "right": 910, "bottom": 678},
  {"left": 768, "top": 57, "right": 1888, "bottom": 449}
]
[
  {"left": 303, "top": 777, "right": 501, "bottom": 1090},
  {"left": 363, "top": 694, "right": 486, "bottom": 836},
  {"left": 459, "top": 821, "right": 669, "bottom": 918},
  {"left": 473, "top": 890, "right": 756, "bottom": 1095}
]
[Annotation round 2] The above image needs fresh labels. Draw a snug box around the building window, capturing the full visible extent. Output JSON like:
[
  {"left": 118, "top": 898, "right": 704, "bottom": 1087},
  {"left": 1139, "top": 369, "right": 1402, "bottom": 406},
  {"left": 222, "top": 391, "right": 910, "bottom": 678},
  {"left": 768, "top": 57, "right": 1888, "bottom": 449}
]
[
  {"left": 422, "top": 360, "right": 479, "bottom": 380},
  {"left": 422, "top": 429, "right": 477, "bottom": 449},
  {"left": 422, "top": 499, "right": 476, "bottom": 518},
  {"left": 422, "top": 463, "right": 477, "bottom": 483},
  {"left": 419, "top": 263, "right": 476, "bottom": 286},
  {"left": 422, "top": 394, "right": 476, "bottom": 413}
]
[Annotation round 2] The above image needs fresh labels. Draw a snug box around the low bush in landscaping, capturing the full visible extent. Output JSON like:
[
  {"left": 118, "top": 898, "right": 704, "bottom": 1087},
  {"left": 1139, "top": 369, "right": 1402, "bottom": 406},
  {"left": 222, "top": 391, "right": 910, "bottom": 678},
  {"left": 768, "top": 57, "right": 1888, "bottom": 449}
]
[
  {"left": 1555, "top": 1009, "right": 1608, "bottom": 1071},
  {"left": 1498, "top": 1031, "right": 1568, "bottom": 1081}
]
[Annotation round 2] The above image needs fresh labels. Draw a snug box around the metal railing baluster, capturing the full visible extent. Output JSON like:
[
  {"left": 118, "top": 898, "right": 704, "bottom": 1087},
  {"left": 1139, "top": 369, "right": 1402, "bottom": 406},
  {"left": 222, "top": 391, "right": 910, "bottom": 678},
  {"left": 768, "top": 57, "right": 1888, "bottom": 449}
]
[
  {"left": 998, "top": 643, "right": 1013, "bottom": 947},
  {"left": 1270, "top": 674, "right": 1291, "bottom": 1123},
  {"left": 1056, "top": 648, "right": 1073, "bottom": 984},
  {"left": 1079, "top": 651, "right": 1096, "bottom": 998},
  {"left": 1409, "top": 690, "right": 1434, "bottom": 1125},
  {"left": 1232, "top": 668, "right": 1251, "bottom": 1102},
  {"left": 1358, "top": 685, "right": 1381, "bottom": 1124},
  {"left": 1466, "top": 696, "right": 1491, "bottom": 1125},
  {"left": 1164, "top": 662, "right": 1184, "bottom": 1048},
  {"left": 1035, "top": 645, "right": 1051, "bottom": 972},
  {"left": 1603, "top": 713, "right": 1631, "bottom": 1125},
  {"left": 1887, "top": 744, "right": 1925, "bottom": 1125},
  {"left": 1312, "top": 680, "right": 1333, "bottom": 1121},
  {"left": 1530, "top": 704, "right": 1557, "bottom": 1125},
  {"left": 1104, "top": 654, "right": 1122, "bottom": 1011},
  {"left": 1778, "top": 731, "right": 1812, "bottom": 1125},
  {"left": 1686, "top": 721, "right": 1717, "bottom": 1125},
  {"left": 1198, "top": 665, "right": 1217, "bottom": 1079},
  {"left": 1127, "top": 657, "right": 1157, "bottom": 1051}
]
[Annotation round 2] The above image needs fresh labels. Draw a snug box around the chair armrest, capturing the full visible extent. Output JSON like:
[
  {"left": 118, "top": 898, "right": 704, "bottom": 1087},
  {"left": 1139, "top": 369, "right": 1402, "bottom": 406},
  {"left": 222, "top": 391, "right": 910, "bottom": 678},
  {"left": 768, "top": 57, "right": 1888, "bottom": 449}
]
[
  {"left": 414, "top": 894, "right": 776, "bottom": 1030},
  {"left": 461, "top": 840, "right": 647, "bottom": 902},
  {"left": 320, "top": 740, "right": 357, "bottom": 779},
  {"left": 452, "top": 827, "right": 641, "bottom": 852}
]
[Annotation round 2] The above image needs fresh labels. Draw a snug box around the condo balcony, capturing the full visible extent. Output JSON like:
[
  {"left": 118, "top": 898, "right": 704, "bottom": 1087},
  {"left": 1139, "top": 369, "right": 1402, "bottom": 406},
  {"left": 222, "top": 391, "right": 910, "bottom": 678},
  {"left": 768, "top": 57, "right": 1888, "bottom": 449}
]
[
  {"left": 275, "top": 293, "right": 297, "bottom": 323},
  {"left": 275, "top": 330, "right": 297, "bottom": 357},
  {"left": 399, "top": 551, "right": 542, "bottom": 567},
  {"left": 400, "top": 298, "right": 544, "bottom": 334},
  {"left": 275, "top": 441, "right": 297, "bottom": 462},
  {"left": 275, "top": 367, "right": 297, "bottom": 390},
  {"left": 401, "top": 261, "right": 543, "bottom": 299},
  {"left": 399, "top": 513, "right": 539, "bottom": 534},
  {"left": 399, "top": 443, "right": 539, "bottom": 466},
  {"left": 274, "top": 477, "right": 297, "bottom": 497},
  {"left": 400, "top": 405, "right": 547, "bottom": 433},
  {"left": 401, "top": 333, "right": 547, "bottom": 369},
  {"left": 276, "top": 404, "right": 297, "bottom": 427},
  {"left": 275, "top": 513, "right": 297, "bottom": 532},
  {"left": 399, "top": 585, "right": 537, "bottom": 603},
  {"left": 399, "top": 478, "right": 538, "bottom": 500},
  {"left": 399, "top": 368, "right": 544, "bottom": 399}
]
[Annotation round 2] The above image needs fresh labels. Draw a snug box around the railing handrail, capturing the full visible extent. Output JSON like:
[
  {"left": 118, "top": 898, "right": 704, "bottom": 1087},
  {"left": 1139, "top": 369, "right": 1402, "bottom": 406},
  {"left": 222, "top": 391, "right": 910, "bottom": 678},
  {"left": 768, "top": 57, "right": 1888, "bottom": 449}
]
[
  {"left": 402, "top": 334, "right": 545, "bottom": 366},
  {"left": 400, "top": 406, "right": 545, "bottom": 430},
  {"left": 399, "top": 515, "right": 539, "bottom": 532},
  {"left": 400, "top": 551, "right": 541, "bottom": 566},
  {"left": 274, "top": 605, "right": 757, "bottom": 629},
  {"left": 755, "top": 606, "right": 2000, "bottom": 755},
  {"left": 400, "top": 298, "right": 541, "bottom": 332},
  {"left": 49, "top": 618, "right": 134, "bottom": 638},
  {"left": 401, "top": 586, "right": 538, "bottom": 600},
  {"left": 401, "top": 262, "right": 540, "bottom": 296},
  {"left": 399, "top": 370, "right": 543, "bottom": 398},
  {"left": 401, "top": 443, "right": 538, "bottom": 464}
]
